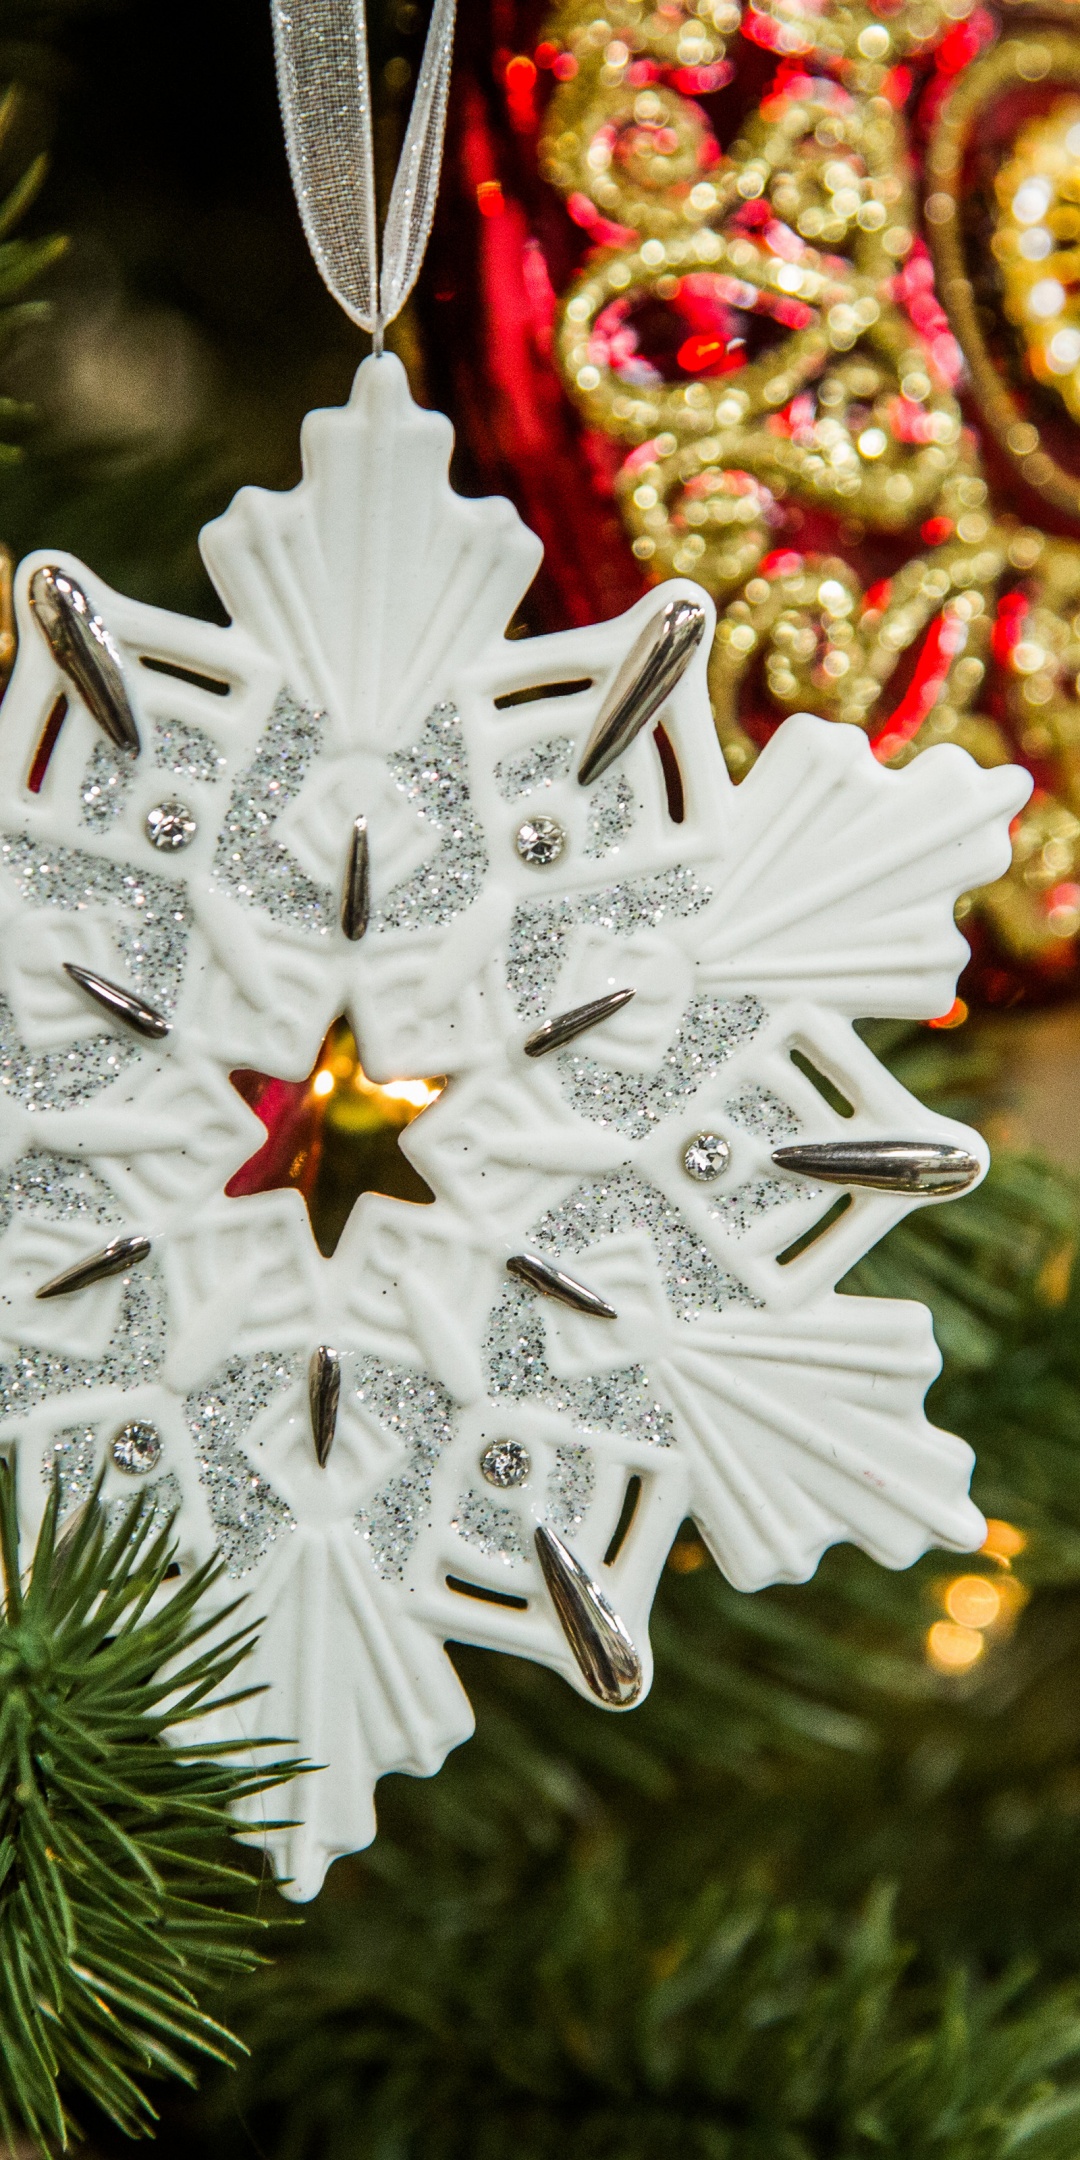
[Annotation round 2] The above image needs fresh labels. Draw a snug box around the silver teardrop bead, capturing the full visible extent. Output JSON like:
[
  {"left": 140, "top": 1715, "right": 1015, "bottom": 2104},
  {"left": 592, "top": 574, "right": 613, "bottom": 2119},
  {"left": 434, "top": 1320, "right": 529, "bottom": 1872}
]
[
  {"left": 36, "top": 1234, "right": 152, "bottom": 1301},
  {"left": 309, "top": 1346, "right": 341, "bottom": 1467},
  {"left": 30, "top": 565, "right": 140, "bottom": 753},
  {"left": 63, "top": 963, "right": 170, "bottom": 1040},
  {"left": 771, "top": 1140, "right": 981, "bottom": 1195},
  {"left": 506, "top": 1252, "right": 616, "bottom": 1318},
  {"left": 524, "top": 987, "right": 636, "bottom": 1058},
  {"left": 341, "top": 816, "right": 370, "bottom": 941},
  {"left": 577, "top": 596, "right": 706, "bottom": 786},
  {"left": 534, "top": 1524, "right": 643, "bottom": 1706}
]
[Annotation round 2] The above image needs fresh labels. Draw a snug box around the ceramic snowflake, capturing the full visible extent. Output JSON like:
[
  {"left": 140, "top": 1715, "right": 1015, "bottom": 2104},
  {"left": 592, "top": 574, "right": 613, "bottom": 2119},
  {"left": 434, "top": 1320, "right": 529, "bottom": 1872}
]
[{"left": 0, "top": 356, "right": 1028, "bottom": 1898}]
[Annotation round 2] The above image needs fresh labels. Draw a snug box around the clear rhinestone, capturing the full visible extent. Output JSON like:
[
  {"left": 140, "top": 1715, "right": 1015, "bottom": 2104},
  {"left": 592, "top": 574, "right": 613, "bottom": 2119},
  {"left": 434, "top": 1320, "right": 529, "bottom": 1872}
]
[
  {"left": 111, "top": 1419, "right": 163, "bottom": 1475},
  {"left": 515, "top": 817, "right": 566, "bottom": 867},
  {"left": 683, "top": 1132, "right": 730, "bottom": 1183},
  {"left": 480, "top": 1438, "right": 531, "bottom": 1488},
  {"left": 146, "top": 800, "right": 197, "bottom": 850}
]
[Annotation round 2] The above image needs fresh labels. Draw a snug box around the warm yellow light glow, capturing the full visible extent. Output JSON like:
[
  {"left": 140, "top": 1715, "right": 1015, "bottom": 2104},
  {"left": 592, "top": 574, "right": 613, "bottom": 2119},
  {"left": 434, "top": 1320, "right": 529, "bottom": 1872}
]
[
  {"left": 377, "top": 1077, "right": 444, "bottom": 1109},
  {"left": 344, "top": 1054, "right": 447, "bottom": 1129},
  {"left": 944, "top": 1574, "right": 1002, "bottom": 1629},
  {"left": 982, "top": 1518, "right": 1028, "bottom": 1565},
  {"left": 312, "top": 1069, "right": 335, "bottom": 1097},
  {"left": 927, "top": 1620, "right": 986, "bottom": 1671},
  {"left": 667, "top": 1538, "right": 707, "bottom": 1574},
  {"left": 996, "top": 1576, "right": 1031, "bottom": 1624}
]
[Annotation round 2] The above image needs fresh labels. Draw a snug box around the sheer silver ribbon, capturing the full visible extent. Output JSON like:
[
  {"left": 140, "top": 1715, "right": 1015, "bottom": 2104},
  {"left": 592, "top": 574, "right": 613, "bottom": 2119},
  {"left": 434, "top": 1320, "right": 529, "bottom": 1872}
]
[{"left": 272, "top": 0, "right": 457, "bottom": 348}]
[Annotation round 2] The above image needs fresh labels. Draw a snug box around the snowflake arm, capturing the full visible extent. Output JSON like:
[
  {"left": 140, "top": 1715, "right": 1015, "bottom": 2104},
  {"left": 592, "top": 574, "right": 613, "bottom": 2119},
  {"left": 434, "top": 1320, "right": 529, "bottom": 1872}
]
[{"left": 691, "top": 713, "right": 1026, "bottom": 1019}]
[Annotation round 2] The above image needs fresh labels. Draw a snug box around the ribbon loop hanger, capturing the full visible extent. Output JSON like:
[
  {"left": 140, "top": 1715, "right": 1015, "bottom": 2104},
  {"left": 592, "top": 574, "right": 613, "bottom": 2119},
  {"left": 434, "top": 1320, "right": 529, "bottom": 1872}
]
[{"left": 272, "top": 0, "right": 456, "bottom": 350}]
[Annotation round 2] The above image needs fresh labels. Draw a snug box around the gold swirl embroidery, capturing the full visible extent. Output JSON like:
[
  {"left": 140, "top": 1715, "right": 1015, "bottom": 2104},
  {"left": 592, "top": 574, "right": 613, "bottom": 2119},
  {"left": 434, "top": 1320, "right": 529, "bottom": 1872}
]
[{"left": 538, "top": 0, "right": 1080, "bottom": 969}]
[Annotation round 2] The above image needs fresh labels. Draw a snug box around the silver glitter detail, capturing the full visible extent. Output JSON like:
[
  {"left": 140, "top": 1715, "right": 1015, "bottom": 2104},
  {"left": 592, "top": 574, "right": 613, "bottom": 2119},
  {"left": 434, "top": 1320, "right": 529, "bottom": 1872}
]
[
  {"left": 712, "top": 1176, "right": 818, "bottom": 1236},
  {"left": 81, "top": 739, "right": 136, "bottom": 830},
  {"left": 532, "top": 1167, "right": 760, "bottom": 1321},
  {"left": 0, "top": 1266, "right": 167, "bottom": 1428},
  {"left": 506, "top": 867, "right": 711, "bottom": 1019},
  {"left": 451, "top": 1488, "right": 527, "bottom": 1563},
  {"left": 145, "top": 800, "right": 197, "bottom": 851},
  {"left": 111, "top": 1419, "right": 163, "bottom": 1474},
  {"left": 585, "top": 775, "right": 636, "bottom": 858},
  {"left": 495, "top": 736, "right": 574, "bottom": 801},
  {"left": 557, "top": 994, "right": 766, "bottom": 1141},
  {"left": 214, "top": 688, "right": 334, "bottom": 933},
  {"left": 375, "top": 703, "right": 488, "bottom": 932},
  {"left": 104, "top": 1468, "right": 182, "bottom": 1542},
  {"left": 480, "top": 1437, "right": 531, "bottom": 1488},
  {"left": 684, "top": 1133, "right": 730, "bottom": 1183},
  {"left": 0, "top": 833, "right": 191, "bottom": 1016},
  {"left": 0, "top": 994, "right": 141, "bottom": 1112},
  {"left": 154, "top": 718, "right": 227, "bottom": 783},
  {"left": 184, "top": 1352, "right": 298, "bottom": 1577},
  {"left": 547, "top": 1443, "right": 595, "bottom": 1536},
  {"left": 723, "top": 1086, "right": 801, "bottom": 1143},
  {"left": 484, "top": 1279, "right": 674, "bottom": 1446},
  {"left": 41, "top": 1424, "right": 98, "bottom": 1519},
  {"left": 354, "top": 1357, "right": 456, "bottom": 1579},
  {"left": 0, "top": 1150, "right": 117, "bottom": 1233}
]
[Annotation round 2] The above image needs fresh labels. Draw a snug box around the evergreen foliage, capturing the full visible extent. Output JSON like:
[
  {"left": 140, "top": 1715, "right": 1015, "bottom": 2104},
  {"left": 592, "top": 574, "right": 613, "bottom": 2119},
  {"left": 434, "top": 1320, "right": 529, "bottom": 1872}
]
[
  {"left": 0, "top": 0, "right": 77, "bottom": 470},
  {"left": 0, "top": 1473, "right": 295, "bottom": 2152}
]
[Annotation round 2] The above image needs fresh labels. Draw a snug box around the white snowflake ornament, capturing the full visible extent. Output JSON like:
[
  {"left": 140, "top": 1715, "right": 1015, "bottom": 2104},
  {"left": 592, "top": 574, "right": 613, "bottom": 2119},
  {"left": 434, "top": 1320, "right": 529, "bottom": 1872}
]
[{"left": 0, "top": 352, "right": 1031, "bottom": 1897}]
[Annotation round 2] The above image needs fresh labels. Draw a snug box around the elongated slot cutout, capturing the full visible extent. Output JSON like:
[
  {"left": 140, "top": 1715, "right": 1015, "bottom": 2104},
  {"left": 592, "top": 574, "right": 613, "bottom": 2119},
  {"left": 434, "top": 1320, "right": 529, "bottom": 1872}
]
[
  {"left": 445, "top": 1573, "right": 528, "bottom": 1610},
  {"left": 140, "top": 655, "right": 232, "bottom": 697},
  {"left": 776, "top": 1193, "right": 853, "bottom": 1266},
  {"left": 494, "top": 677, "right": 593, "bottom": 710},
  {"left": 27, "top": 694, "right": 68, "bottom": 793},
  {"left": 789, "top": 1049, "right": 855, "bottom": 1119},
  {"left": 653, "top": 722, "right": 684, "bottom": 823},
  {"left": 604, "top": 1474, "right": 642, "bottom": 1566}
]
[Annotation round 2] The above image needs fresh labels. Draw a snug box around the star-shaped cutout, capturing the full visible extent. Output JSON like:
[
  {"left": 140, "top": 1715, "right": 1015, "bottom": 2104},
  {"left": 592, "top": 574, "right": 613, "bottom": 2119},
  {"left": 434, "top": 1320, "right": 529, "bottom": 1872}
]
[{"left": 226, "top": 1015, "right": 446, "bottom": 1256}]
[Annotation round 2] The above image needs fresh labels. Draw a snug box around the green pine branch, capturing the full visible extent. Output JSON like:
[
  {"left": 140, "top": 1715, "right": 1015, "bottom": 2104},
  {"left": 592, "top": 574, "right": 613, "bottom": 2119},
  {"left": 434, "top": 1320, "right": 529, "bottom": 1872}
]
[
  {"left": 0, "top": 80, "right": 64, "bottom": 466},
  {"left": 0, "top": 1468, "right": 300, "bottom": 2151}
]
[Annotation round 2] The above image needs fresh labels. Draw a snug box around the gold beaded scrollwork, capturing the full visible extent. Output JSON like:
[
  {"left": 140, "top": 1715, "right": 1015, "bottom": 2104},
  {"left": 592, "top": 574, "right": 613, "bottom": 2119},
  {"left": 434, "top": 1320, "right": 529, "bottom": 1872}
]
[
  {"left": 926, "top": 32, "right": 1080, "bottom": 520},
  {"left": 540, "top": 0, "right": 1080, "bottom": 986}
]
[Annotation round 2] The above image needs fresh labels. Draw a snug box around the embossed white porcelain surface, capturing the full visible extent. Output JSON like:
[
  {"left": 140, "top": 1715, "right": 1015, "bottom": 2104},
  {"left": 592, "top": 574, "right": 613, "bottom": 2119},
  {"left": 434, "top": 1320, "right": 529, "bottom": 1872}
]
[{"left": 0, "top": 355, "right": 1030, "bottom": 1899}]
